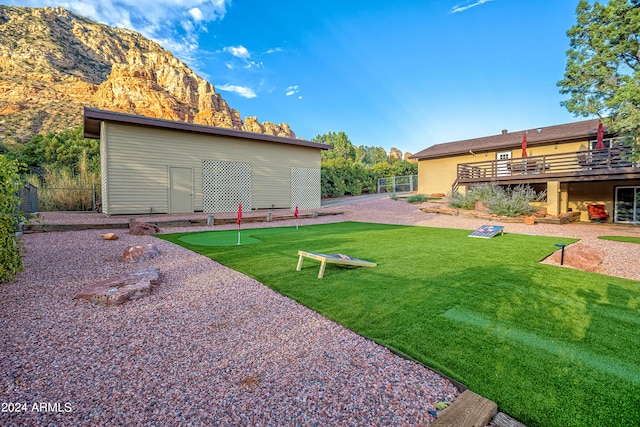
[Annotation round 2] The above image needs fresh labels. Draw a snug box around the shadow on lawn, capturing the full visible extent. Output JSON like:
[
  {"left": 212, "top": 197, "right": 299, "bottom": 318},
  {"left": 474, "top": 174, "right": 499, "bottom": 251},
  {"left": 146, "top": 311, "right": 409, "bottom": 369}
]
[{"left": 409, "top": 264, "right": 640, "bottom": 427}]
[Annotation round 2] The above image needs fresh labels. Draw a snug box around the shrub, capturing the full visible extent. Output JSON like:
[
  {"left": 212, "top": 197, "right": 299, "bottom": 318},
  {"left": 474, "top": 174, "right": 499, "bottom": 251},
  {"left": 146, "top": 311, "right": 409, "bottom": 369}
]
[
  {"left": 468, "top": 184, "right": 502, "bottom": 203},
  {"left": 406, "top": 194, "right": 428, "bottom": 203},
  {"left": 321, "top": 158, "right": 377, "bottom": 198},
  {"left": 27, "top": 151, "right": 100, "bottom": 211},
  {"left": 0, "top": 155, "right": 25, "bottom": 283},
  {"left": 484, "top": 185, "right": 546, "bottom": 217},
  {"left": 447, "top": 190, "right": 477, "bottom": 210},
  {"left": 447, "top": 184, "right": 546, "bottom": 217}
]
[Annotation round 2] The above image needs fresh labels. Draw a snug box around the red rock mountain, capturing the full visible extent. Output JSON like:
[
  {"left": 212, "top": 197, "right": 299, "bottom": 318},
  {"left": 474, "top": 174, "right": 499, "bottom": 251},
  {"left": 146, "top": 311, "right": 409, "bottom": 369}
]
[{"left": 0, "top": 5, "right": 296, "bottom": 143}]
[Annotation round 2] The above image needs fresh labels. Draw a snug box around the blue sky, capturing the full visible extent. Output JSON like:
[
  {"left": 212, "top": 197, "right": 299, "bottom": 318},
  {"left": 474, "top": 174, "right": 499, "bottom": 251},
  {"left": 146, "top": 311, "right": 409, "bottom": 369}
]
[{"left": 8, "top": 0, "right": 585, "bottom": 156}]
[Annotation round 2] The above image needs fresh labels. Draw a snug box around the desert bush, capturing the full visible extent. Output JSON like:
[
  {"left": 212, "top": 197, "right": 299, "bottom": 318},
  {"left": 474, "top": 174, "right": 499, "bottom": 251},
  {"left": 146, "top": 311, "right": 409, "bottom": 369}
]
[
  {"left": 27, "top": 150, "right": 100, "bottom": 211},
  {"left": 468, "top": 184, "right": 502, "bottom": 202},
  {"left": 484, "top": 185, "right": 546, "bottom": 217},
  {"left": 0, "top": 155, "right": 25, "bottom": 282},
  {"left": 447, "top": 190, "right": 477, "bottom": 210},
  {"left": 406, "top": 194, "right": 428, "bottom": 203},
  {"left": 448, "top": 184, "right": 545, "bottom": 216}
]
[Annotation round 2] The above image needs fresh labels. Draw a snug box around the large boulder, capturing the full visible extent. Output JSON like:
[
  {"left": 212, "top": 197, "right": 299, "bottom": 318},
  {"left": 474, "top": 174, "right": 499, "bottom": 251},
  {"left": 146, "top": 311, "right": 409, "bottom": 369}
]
[
  {"left": 121, "top": 244, "right": 160, "bottom": 263},
  {"left": 74, "top": 267, "right": 160, "bottom": 306},
  {"left": 129, "top": 222, "right": 160, "bottom": 235},
  {"left": 549, "top": 242, "right": 605, "bottom": 272}
]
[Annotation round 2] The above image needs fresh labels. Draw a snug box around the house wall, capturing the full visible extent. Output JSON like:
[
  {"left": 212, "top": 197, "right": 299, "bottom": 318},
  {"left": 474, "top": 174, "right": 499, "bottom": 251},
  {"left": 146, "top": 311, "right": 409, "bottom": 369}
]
[
  {"left": 418, "top": 153, "right": 475, "bottom": 195},
  {"left": 101, "top": 122, "right": 321, "bottom": 215}
]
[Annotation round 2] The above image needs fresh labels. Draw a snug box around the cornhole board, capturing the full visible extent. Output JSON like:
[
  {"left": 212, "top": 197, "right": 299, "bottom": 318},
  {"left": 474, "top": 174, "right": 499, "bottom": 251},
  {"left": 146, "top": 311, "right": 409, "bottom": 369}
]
[
  {"left": 468, "top": 225, "right": 504, "bottom": 239},
  {"left": 296, "top": 250, "right": 377, "bottom": 279}
]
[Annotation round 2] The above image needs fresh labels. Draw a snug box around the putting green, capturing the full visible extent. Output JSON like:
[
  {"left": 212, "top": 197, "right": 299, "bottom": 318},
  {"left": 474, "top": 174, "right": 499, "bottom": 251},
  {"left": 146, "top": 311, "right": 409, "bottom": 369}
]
[{"left": 178, "top": 226, "right": 300, "bottom": 247}]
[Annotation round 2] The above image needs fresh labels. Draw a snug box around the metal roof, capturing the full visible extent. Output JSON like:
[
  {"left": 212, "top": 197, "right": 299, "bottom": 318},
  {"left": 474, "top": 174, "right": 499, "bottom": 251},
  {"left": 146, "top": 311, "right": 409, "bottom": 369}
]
[
  {"left": 83, "top": 107, "right": 332, "bottom": 150},
  {"left": 411, "top": 118, "right": 605, "bottom": 160}
]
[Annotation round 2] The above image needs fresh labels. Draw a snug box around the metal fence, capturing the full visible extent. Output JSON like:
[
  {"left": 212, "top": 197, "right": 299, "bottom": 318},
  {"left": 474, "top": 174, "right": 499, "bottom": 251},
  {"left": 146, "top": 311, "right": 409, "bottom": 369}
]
[
  {"left": 377, "top": 174, "right": 418, "bottom": 193},
  {"left": 19, "top": 184, "right": 101, "bottom": 213},
  {"left": 18, "top": 183, "right": 39, "bottom": 214}
]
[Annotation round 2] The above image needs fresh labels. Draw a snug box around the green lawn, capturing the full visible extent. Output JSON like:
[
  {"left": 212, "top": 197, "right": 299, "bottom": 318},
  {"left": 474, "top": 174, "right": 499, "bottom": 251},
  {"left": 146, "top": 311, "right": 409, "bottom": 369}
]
[
  {"left": 599, "top": 235, "right": 640, "bottom": 245},
  {"left": 160, "top": 222, "right": 640, "bottom": 427}
]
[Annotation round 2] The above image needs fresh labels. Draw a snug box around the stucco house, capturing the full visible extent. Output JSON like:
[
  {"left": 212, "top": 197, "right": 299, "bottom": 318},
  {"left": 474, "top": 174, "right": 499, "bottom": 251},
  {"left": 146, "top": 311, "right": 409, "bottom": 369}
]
[
  {"left": 411, "top": 119, "right": 640, "bottom": 223},
  {"left": 83, "top": 107, "right": 331, "bottom": 216}
]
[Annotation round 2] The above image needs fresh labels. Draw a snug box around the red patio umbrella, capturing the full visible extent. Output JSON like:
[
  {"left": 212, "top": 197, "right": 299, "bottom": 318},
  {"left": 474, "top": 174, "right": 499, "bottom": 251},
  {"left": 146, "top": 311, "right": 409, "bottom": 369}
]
[
  {"left": 521, "top": 134, "right": 528, "bottom": 157},
  {"left": 595, "top": 123, "right": 605, "bottom": 149}
]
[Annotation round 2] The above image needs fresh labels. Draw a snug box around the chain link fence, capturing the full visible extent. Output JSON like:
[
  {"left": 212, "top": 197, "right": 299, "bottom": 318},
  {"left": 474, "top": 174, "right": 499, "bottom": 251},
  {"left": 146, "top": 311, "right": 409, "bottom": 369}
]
[{"left": 377, "top": 174, "right": 418, "bottom": 193}]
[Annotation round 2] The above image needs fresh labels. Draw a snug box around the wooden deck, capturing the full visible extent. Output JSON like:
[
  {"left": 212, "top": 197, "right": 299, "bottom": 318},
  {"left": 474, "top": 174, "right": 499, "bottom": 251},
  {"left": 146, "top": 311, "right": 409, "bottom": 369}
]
[{"left": 457, "top": 146, "right": 640, "bottom": 186}]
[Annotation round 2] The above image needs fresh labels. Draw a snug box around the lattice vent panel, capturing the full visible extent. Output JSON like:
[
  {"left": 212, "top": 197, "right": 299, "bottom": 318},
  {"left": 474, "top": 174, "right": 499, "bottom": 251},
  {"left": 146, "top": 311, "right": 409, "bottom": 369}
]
[
  {"left": 202, "top": 160, "right": 252, "bottom": 212},
  {"left": 291, "top": 167, "right": 321, "bottom": 209}
]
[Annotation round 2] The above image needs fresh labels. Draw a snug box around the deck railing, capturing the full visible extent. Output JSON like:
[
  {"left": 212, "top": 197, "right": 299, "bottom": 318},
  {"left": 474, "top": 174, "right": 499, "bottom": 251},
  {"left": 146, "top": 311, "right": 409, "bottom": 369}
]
[{"left": 457, "top": 146, "right": 636, "bottom": 182}]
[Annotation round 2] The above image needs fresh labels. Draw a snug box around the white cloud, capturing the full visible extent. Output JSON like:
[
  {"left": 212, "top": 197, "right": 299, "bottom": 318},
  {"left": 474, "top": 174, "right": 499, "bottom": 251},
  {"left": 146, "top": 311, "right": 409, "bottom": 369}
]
[
  {"left": 450, "top": 0, "right": 494, "bottom": 14},
  {"left": 224, "top": 45, "right": 251, "bottom": 59},
  {"left": 217, "top": 84, "right": 257, "bottom": 99},
  {"left": 285, "top": 85, "right": 299, "bottom": 96},
  {"left": 189, "top": 7, "right": 204, "bottom": 22},
  {"left": 245, "top": 61, "right": 263, "bottom": 70},
  {"left": 265, "top": 47, "right": 283, "bottom": 54}
]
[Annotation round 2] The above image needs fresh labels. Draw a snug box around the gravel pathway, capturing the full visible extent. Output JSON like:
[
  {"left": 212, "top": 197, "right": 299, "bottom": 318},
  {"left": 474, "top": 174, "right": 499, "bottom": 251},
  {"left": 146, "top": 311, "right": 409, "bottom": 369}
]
[{"left": 2, "top": 197, "right": 639, "bottom": 426}]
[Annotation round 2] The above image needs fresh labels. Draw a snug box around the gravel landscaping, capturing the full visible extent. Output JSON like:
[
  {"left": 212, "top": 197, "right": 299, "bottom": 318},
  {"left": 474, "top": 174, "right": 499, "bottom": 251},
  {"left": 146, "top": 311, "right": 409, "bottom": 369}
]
[{"left": 2, "top": 196, "right": 639, "bottom": 426}]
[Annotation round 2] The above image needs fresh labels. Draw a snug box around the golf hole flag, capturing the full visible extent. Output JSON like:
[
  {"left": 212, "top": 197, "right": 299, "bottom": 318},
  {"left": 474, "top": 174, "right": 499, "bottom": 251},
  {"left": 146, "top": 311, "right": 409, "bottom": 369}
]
[{"left": 237, "top": 204, "right": 242, "bottom": 245}]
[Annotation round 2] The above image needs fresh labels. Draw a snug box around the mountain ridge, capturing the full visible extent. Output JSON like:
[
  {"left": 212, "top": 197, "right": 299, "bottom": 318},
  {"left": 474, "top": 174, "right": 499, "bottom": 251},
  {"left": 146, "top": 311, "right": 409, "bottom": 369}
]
[{"left": 0, "top": 5, "right": 296, "bottom": 144}]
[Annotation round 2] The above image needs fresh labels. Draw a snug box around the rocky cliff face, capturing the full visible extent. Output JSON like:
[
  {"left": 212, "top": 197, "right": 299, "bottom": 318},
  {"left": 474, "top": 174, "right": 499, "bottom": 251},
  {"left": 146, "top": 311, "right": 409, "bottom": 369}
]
[{"left": 0, "top": 6, "right": 296, "bottom": 143}]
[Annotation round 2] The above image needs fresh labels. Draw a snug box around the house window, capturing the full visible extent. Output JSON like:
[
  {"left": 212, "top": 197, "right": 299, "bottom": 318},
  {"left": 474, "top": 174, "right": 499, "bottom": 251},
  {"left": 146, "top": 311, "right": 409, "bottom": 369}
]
[{"left": 614, "top": 186, "right": 640, "bottom": 224}]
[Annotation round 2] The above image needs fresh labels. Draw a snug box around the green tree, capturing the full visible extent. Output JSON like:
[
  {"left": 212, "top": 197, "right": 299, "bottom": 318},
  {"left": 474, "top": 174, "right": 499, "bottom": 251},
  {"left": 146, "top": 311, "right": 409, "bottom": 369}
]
[
  {"left": 390, "top": 160, "right": 418, "bottom": 176},
  {"left": 558, "top": 0, "right": 640, "bottom": 148},
  {"left": 10, "top": 126, "right": 100, "bottom": 175},
  {"left": 314, "top": 131, "right": 356, "bottom": 162},
  {"left": 355, "top": 145, "right": 388, "bottom": 166},
  {"left": 321, "top": 157, "right": 350, "bottom": 198},
  {"left": 371, "top": 161, "right": 392, "bottom": 177},
  {"left": 316, "top": 130, "right": 414, "bottom": 197},
  {"left": 355, "top": 145, "right": 372, "bottom": 165},
  {"left": 371, "top": 146, "right": 389, "bottom": 165},
  {"left": 0, "top": 155, "right": 25, "bottom": 282}
]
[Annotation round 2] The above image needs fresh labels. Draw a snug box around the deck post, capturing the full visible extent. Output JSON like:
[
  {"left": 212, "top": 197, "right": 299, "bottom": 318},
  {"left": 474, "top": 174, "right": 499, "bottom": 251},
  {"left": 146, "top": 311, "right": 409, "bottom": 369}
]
[{"left": 547, "top": 181, "right": 561, "bottom": 216}]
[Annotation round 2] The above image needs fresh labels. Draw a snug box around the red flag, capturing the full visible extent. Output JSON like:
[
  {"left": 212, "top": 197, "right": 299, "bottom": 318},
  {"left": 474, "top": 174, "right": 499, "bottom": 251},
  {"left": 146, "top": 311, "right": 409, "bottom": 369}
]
[
  {"left": 294, "top": 205, "right": 299, "bottom": 219},
  {"left": 237, "top": 204, "right": 242, "bottom": 227},
  {"left": 521, "top": 134, "right": 528, "bottom": 157}
]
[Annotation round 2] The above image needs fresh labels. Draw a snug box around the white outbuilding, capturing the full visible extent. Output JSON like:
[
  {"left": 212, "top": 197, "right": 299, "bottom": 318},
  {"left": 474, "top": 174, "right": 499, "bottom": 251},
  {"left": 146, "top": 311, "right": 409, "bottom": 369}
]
[{"left": 83, "top": 108, "right": 331, "bottom": 216}]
